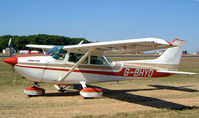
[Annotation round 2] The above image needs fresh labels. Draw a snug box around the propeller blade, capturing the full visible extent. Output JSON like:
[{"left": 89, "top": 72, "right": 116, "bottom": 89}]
[
  {"left": 8, "top": 38, "right": 13, "bottom": 57},
  {"left": 8, "top": 38, "right": 12, "bottom": 46}
]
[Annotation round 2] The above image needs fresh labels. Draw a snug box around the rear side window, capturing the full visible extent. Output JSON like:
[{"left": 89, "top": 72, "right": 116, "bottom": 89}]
[{"left": 90, "top": 56, "right": 107, "bottom": 65}]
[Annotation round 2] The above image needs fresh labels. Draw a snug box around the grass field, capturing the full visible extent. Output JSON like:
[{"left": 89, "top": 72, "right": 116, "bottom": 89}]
[{"left": 0, "top": 55, "right": 199, "bottom": 118}]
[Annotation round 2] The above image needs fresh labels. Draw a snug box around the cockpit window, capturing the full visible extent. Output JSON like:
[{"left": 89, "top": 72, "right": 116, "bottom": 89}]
[
  {"left": 49, "top": 46, "right": 67, "bottom": 60},
  {"left": 68, "top": 53, "right": 112, "bottom": 65},
  {"left": 51, "top": 49, "right": 67, "bottom": 60},
  {"left": 90, "top": 56, "right": 107, "bottom": 65},
  {"left": 68, "top": 53, "right": 88, "bottom": 64},
  {"left": 46, "top": 46, "right": 64, "bottom": 55}
]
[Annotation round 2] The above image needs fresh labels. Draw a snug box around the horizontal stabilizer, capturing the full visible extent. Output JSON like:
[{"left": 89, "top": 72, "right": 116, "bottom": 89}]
[{"left": 157, "top": 70, "right": 198, "bottom": 75}]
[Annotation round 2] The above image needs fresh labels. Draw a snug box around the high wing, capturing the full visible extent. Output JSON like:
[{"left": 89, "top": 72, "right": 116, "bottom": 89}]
[
  {"left": 26, "top": 44, "right": 55, "bottom": 49},
  {"left": 63, "top": 38, "right": 174, "bottom": 56},
  {"left": 26, "top": 44, "right": 55, "bottom": 54},
  {"left": 26, "top": 40, "right": 84, "bottom": 50}
]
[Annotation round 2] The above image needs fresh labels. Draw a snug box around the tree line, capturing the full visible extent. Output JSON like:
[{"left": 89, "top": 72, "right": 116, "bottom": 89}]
[{"left": 0, "top": 34, "right": 90, "bottom": 52}]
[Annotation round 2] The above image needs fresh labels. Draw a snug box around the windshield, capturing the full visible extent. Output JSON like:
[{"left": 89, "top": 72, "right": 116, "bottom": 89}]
[
  {"left": 46, "top": 46, "right": 64, "bottom": 55},
  {"left": 47, "top": 46, "right": 67, "bottom": 60}
]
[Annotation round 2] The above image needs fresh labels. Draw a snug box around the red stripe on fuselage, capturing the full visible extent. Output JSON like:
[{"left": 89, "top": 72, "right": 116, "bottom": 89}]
[
  {"left": 15, "top": 64, "right": 125, "bottom": 76},
  {"left": 15, "top": 55, "right": 48, "bottom": 58},
  {"left": 15, "top": 64, "right": 172, "bottom": 77}
]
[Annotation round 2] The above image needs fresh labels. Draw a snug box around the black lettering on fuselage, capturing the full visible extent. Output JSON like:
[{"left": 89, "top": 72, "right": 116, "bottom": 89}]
[{"left": 133, "top": 69, "right": 154, "bottom": 77}]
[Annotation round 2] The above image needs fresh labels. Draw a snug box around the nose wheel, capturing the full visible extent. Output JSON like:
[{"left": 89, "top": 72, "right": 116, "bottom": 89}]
[{"left": 24, "top": 82, "right": 45, "bottom": 97}]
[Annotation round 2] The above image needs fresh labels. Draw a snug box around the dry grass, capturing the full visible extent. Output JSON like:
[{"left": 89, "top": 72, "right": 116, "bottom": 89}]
[{"left": 0, "top": 55, "right": 199, "bottom": 118}]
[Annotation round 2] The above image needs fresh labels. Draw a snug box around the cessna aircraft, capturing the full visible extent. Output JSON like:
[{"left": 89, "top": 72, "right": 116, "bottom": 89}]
[{"left": 2, "top": 38, "right": 197, "bottom": 98}]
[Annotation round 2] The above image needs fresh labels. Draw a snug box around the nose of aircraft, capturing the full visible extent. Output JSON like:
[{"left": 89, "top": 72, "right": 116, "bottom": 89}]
[{"left": 2, "top": 56, "right": 18, "bottom": 65}]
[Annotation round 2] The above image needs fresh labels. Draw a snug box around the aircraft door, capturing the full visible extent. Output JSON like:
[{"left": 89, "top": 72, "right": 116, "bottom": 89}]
[{"left": 42, "top": 48, "right": 68, "bottom": 83}]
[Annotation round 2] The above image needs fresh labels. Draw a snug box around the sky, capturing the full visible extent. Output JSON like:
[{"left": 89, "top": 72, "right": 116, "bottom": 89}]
[{"left": 0, "top": 0, "right": 199, "bottom": 53}]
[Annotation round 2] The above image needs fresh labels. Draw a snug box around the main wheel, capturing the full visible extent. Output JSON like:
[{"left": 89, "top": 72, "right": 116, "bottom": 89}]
[
  {"left": 24, "top": 87, "right": 45, "bottom": 96},
  {"left": 80, "top": 88, "right": 103, "bottom": 98}
]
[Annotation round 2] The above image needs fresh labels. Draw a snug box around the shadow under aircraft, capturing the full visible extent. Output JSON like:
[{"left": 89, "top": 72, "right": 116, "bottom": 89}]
[
  {"left": 41, "top": 84, "right": 197, "bottom": 110},
  {"left": 149, "top": 85, "right": 199, "bottom": 92}
]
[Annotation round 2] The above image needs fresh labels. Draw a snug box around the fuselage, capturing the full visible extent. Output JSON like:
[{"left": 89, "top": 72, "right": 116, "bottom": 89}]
[
  {"left": 2, "top": 38, "right": 190, "bottom": 85},
  {"left": 10, "top": 55, "right": 172, "bottom": 84}
]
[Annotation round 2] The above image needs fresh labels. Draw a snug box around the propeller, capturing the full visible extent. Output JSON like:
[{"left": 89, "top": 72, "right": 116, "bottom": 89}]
[{"left": 8, "top": 38, "right": 16, "bottom": 85}]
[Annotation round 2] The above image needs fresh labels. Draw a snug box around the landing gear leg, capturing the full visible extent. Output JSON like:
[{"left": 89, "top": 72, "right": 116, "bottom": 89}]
[
  {"left": 33, "top": 82, "right": 39, "bottom": 87},
  {"left": 54, "top": 84, "right": 74, "bottom": 93},
  {"left": 58, "top": 86, "right": 66, "bottom": 93},
  {"left": 80, "top": 81, "right": 87, "bottom": 89}
]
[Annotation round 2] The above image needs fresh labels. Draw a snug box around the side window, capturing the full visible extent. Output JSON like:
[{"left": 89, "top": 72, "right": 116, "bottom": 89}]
[
  {"left": 90, "top": 56, "right": 107, "bottom": 65},
  {"left": 68, "top": 53, "right": 88, "bottom": 64}
]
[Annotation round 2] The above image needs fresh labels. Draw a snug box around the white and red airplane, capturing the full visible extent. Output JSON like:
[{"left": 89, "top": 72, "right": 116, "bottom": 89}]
[{"left": 2, "top": 38, "right": 197, "bottom": 98}]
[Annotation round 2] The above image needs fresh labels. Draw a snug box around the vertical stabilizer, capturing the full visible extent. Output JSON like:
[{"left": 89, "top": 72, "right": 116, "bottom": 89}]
[{"left": 155, "top": 39, "right": 185, "bottom": 65}]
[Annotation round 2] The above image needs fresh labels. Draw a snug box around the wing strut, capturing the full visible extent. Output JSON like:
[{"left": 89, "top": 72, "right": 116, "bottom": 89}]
[{"left": 58, "top": 49, "right": 92, "bottom": 82}]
